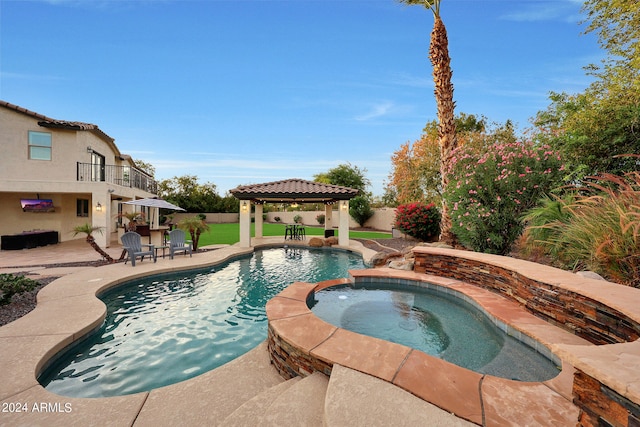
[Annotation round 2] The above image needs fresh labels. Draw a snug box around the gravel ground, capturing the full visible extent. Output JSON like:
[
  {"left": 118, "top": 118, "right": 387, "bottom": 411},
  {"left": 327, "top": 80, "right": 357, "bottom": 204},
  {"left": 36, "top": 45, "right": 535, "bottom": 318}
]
[
  {"left": 0, "top": 276, "right": 55, "bottom": 327},
  {"left": 0, "top": 238, "right": 418, "bottom": 327}
]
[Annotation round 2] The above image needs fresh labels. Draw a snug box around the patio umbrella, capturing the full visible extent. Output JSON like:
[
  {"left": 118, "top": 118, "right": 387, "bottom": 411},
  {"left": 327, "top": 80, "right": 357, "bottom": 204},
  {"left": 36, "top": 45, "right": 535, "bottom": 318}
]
[
  {"left": 123, "top": 198, "right": 186, "bottom": 211},
  {"left": 123, "top": 198, "right": 185, "bottom": 228}
]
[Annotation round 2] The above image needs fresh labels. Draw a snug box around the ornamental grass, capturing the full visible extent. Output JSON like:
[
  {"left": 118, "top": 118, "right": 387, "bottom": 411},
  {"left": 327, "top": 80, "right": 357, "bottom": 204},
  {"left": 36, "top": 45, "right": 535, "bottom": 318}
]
[{"left": 522, "top": 172, "right": 640, "bottom": 287}]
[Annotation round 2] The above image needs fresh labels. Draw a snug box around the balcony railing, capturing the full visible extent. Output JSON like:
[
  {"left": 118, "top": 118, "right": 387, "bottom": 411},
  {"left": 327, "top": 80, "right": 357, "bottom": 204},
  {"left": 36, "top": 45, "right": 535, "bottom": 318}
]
[{"left": 77, "top": 163, "right": 158, "bottom": 194}]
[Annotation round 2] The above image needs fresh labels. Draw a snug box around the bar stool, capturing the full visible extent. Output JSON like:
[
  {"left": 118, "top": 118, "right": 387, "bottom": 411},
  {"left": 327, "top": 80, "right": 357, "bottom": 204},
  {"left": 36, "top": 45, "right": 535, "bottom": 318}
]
[
  {"left": 284, "top": 225, "right": 295, "bottom": 240},
  {"left": 296, "top": 225, "right": 305, "bottom": 240}
]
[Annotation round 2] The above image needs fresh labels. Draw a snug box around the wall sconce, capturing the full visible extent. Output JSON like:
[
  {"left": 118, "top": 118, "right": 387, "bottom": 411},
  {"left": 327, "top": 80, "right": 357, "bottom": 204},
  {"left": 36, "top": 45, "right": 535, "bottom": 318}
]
[
  {"left": 87, "top": 146, "right": 93, "bottom": 153},
  {"left": 241, "top": 201, "right": 248, "bottom": 212},
  {"left": 341, "top": 201, "right": 348, "bottom": 211},
  {"left": 96, "top": 202, "right": 102, "bottom": 212}
]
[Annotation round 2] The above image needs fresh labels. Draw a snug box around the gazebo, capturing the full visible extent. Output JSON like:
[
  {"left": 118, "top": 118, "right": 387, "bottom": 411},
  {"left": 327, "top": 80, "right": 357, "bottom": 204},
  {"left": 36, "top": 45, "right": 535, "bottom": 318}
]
[{"left": 229, "top": 178, "right": 359, "bottom": 247}]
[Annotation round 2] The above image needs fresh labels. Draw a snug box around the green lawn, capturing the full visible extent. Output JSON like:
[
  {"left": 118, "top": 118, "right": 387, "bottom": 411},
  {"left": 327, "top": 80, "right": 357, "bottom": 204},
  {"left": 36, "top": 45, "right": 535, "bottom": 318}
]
[{"left": 196, "top": 223, "right": 391, "bottom": 246}]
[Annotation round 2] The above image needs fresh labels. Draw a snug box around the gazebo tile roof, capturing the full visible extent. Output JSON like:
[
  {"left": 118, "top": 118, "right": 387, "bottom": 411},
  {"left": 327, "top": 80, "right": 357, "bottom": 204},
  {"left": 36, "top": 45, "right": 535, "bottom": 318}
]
[{"left": 230, "top": 178, "right": 359, "bottom": 201}]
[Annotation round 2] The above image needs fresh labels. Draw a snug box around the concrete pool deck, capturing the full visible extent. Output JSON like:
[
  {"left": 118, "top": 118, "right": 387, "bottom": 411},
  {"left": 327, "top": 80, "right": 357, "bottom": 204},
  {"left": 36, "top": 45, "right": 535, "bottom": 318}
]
[{"left": 2, "top": 237, "right": 639, "bottom": 425}]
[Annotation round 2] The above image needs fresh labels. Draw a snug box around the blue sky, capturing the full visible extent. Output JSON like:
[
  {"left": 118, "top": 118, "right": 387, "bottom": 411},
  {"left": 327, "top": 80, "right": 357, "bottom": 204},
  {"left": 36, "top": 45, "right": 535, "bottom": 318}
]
[{"left": 1, "top": 0, "right": 601, "bottom": 196}]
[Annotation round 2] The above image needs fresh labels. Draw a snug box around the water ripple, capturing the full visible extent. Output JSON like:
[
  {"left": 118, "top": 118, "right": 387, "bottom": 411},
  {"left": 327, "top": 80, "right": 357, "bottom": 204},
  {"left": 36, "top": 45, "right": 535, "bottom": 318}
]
[{"left": 41, "top": 248, "right": 365, "bottom": 397}]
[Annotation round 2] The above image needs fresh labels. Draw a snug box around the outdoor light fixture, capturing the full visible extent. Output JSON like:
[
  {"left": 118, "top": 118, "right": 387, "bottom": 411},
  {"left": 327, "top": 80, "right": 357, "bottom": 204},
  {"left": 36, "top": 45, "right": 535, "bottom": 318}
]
[
  {"left": 341, "top": 201, "right": 348, "bottom": 211},
  {"left": 87, "top": 146, "right": 93, "bottom": 153},
  {"left": 96, "top": 202, "right": 102, "bottom": 212},
  {"left": 290, "top": 202, "right": 299, "bottom": 208},
  {"left": 241, "top": 201, "right": 248, "bottom": 212}
]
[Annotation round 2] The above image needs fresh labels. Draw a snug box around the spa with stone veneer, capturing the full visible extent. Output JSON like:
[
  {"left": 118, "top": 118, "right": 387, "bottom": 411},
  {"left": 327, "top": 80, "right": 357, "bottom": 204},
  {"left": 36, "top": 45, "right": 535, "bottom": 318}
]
[{"left": 266, "top": 246, "right": 640, "bottom": 426}]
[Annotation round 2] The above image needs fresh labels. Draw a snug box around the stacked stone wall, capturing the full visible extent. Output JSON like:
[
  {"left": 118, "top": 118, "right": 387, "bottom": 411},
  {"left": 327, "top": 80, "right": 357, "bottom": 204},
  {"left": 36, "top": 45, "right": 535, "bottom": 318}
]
[{"left": 413, "top": 252, "right": 640, "bottom": 345}]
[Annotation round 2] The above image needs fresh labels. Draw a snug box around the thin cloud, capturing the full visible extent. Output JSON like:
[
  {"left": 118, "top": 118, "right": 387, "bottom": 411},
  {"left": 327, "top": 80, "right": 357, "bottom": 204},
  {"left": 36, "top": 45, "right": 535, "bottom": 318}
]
[
  {"left": 355, "top": 102, "right": 396, "bottom": 121},
  {"left": 500, "top": 1, "right": 581, "bottom": 23}
]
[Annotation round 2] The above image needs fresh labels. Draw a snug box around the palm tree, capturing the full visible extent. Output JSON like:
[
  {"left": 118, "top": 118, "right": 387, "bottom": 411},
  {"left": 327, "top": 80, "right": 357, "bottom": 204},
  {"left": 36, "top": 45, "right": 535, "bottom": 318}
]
[
  {"left": 72, "top": 223, "right": 115, "bottom": 263},
  {"left": 116, "top": 211, "right": 146, "bottom": 232},
  {"left": 178, "top": 216, "right": 210, "bottom": 251},
  {"left": 399, "top": 0, "right": 458, "bottom": 244}
]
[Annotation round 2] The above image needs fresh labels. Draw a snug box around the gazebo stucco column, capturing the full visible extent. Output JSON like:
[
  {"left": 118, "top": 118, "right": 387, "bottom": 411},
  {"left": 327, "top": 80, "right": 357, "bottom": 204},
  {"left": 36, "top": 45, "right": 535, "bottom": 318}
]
[
  {"left": 239, "top": 200, "right": 252, "bottom": 247},
  {"left": 338, "top": 200, "right": 349, "bottom": 246},
  {"left": 254, "top": 203, "right": 264, "bottom": 238},
  {"left": 324, "top": 203, "right": 333, "bottom": 232}
]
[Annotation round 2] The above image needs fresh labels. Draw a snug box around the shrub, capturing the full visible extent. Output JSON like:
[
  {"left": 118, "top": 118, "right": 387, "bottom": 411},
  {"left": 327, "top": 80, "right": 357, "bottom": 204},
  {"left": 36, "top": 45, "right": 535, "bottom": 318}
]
[
  {"left": 316, "top": 214, "right": 326, "bottom": 225},
  {"left": 394, "top": 202, "right": 441, "bottom": 241},
  {"left": 0, "top": 273, "right": 39, "bottom": 306},
  {"left": 522, "top": 172, "right": 640, "bottom": 287},
  {"left": 293, "top": 215, "right": 303, "bottom": 224},
  {"left": 349, "top": 196, "right": 374, "bottom": 227},
  {"left": 444, "top": 142, "right": 564, "bottom": 254},
  {"left": 274, "top": 216, "right": 281, "bottom": 222}
]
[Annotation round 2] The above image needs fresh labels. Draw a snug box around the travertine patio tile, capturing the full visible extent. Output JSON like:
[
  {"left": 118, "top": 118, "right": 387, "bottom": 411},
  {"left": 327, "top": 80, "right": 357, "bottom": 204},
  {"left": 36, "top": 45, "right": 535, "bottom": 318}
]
[
  {"left": 265, "top": 296, "right": 310, "bottom": 320},
  {"left": 393, "top": 350, "right": 483, "bottom": 425},
  {"left": 270, "top": 313, "right": 337, "bottom": 353},
  {"left": 544, "top": 363, "right": 576, "bottom": 401},
  {"left": 481, "top": 376, "right": 579, "bottom": 427},
  {"left": 558, "top": 341, "right": 640, "bottom": 404},
  {"left": 311, "top": 328, "right": 411, "bottom": 382},
  {"left": 271, "top": 281, "right": 315, "bottom": 301}
]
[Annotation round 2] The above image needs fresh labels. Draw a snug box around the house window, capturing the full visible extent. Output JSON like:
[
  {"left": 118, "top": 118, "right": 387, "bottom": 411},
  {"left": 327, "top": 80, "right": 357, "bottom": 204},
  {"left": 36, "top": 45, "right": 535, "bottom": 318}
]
[
  {"left": 28, "top": 131, "right": 52, "bottom": 160},
  {"left": 77, "top": 199, "right": 89, "bottom": 217},
  {"left": 91, "top": 151, "right": 106, "bottom": 182}
]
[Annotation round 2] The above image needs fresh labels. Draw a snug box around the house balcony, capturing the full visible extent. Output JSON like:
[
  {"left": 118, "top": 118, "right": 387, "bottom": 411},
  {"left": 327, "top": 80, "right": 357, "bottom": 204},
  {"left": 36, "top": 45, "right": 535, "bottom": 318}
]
[{"left": 77, "top": 162, "right": 158, "bottom": 194}]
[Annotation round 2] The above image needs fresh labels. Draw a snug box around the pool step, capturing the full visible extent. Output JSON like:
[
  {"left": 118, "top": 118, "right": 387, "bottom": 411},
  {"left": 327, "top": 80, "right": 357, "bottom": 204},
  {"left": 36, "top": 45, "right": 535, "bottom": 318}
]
[
  {"left": 219, "top": 359, "right": 474, "bottom": 427},
  {"left": 324, "top": 364, "right": 475, "bottom": 426},
  {"left": 221, "top": 372, "right": 328, "bottom": 426},
  {"left": 133, "top": 341, "right": 286, "bottom": 426}
]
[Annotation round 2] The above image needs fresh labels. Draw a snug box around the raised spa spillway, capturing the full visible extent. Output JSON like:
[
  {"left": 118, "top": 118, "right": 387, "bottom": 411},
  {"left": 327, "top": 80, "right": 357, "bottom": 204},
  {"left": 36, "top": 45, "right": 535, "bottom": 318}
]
[{"left": 310, "top": 282, "right": 560, "bottom": 382}]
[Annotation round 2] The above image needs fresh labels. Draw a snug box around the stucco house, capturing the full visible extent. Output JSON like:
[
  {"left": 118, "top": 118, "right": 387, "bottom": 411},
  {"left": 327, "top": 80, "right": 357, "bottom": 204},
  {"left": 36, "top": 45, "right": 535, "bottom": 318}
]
[{"left": 0, "top": 100, "right": 157, "bottom": 249}]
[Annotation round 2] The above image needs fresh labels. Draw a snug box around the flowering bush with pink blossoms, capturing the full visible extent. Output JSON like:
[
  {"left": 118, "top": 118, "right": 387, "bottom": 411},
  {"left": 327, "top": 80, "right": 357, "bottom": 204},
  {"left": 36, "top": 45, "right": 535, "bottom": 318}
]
[
  {"left": 393, "top": 202, "right": 441, "bottom": 241},
  {"left": 444, "top": 142, "right": 564, "bottom": 254}
]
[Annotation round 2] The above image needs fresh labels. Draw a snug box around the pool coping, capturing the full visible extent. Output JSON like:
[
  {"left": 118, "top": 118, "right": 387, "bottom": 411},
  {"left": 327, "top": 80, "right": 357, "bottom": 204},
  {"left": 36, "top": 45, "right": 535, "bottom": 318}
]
[
  {"left": 0, "top": 238, "right": 377, "bottom": 426},
  {"left": 266, "top": 268, "right": 589, "bottom": 426}
]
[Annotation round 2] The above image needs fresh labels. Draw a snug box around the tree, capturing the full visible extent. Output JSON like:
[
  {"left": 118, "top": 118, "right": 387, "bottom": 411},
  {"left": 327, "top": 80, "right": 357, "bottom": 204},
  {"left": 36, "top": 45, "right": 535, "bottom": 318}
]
[
  {"left": 532, "top": 0, "right": 640, "bottom": 181},
  {"left": 399, "top": 0, "right": 457, "bottom": 244},
  {"left": 177, "top": 216, "right": 209, "bottom": 251},
  {"left": 533, "top": 91, "right": 640, "bottom": 180},
  {"left": 388, "top": 114, "right": 516, "bottom": 205},
  {"left": 158, "top": 175, "right": 238, "bottom": 213},
  {"left": 133, "top": 159, "right": 156, "bottom": 177},
  {"left": 72, "top": 223, "right": 115, "bottom": 263},
  {"left": 581, "top": 0, "right": 640, "bottom": 94},
  {"left": 313, "top": 163, "right": 370, "bottom": 194},
  {"left": 349, "top": 196, "right": 374, "bottom": 227}
]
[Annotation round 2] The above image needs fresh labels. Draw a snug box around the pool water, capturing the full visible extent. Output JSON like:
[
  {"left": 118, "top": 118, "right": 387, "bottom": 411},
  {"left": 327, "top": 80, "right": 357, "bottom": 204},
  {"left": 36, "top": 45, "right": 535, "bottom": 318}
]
[
  {"left": 310, "top": 283, "right": 560, "bottom": 382},
  {"left": 40, "top": 248, "right": 365, "bottom": 397}
]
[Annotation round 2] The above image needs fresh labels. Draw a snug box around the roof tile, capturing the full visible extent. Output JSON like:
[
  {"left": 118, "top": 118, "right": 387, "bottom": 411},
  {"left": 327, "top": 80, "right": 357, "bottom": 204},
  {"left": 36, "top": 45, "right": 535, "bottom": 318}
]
[{"left": 230, "top": 178, "right": 359, "bottom": 201}]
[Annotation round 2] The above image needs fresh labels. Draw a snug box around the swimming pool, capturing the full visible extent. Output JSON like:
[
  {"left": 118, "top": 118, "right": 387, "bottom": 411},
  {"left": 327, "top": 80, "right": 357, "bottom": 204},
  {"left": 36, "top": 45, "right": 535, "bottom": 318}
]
[
  {"left": 39, "top": 247, "right": 365, "bottom": 397},
  {"left": 310, "top": 282, "right": 560, "bottom": 382}
]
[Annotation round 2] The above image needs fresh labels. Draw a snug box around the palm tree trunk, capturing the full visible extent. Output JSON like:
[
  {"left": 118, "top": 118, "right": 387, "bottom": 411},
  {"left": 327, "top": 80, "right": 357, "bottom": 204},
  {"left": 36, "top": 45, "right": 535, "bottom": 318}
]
[
  {"left": 86, "top": 235, "right": 115, "bottom": 263},
  {"left": 429, "top": 15, "right": 458, "bottom": 245}
]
